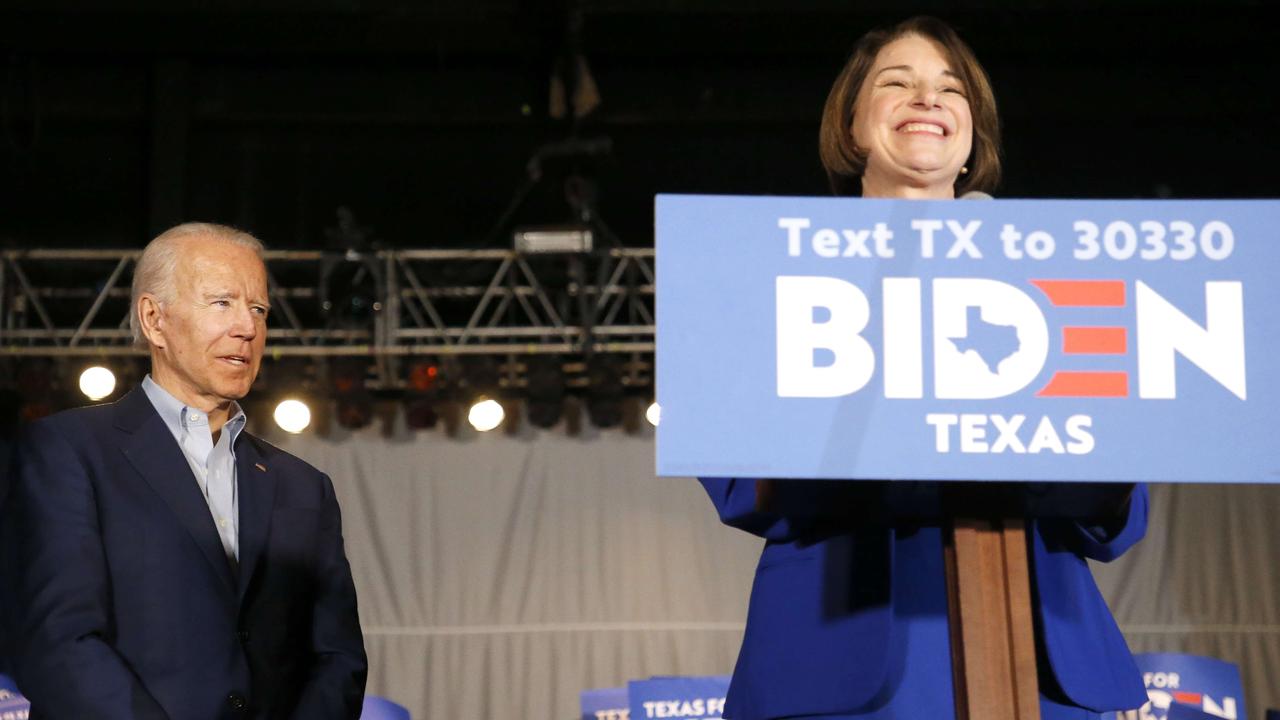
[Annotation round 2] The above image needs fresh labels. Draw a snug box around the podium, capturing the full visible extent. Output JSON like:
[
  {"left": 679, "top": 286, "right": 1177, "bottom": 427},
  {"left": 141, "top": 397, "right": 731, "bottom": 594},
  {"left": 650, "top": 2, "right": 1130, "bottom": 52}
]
[
  {"left": 940, "top": 483, "right": 1135, "bottom": 720},
  {"left": 945, "top": 515, "right": 1040, "bottom": 720},
  {"left": 655, "top": 193, "right": 1278, "bottom": 719}
]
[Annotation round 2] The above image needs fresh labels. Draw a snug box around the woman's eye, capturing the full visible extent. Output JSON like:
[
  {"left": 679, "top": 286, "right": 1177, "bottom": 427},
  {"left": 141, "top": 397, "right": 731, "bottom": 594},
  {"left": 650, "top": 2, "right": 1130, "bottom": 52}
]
[{"left": 942, "top": 86, "right": 965, "bottom": 95}]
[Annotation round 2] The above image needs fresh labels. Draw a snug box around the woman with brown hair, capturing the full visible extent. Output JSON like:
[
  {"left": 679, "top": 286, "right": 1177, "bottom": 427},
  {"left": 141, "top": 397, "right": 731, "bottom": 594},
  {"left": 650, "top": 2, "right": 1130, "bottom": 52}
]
[
  {"left": 818, "top": 15, "right": 1000, "bottom": 200},
  {"left": 700, "top": 16, "right": 1148, "bottom": 720}
]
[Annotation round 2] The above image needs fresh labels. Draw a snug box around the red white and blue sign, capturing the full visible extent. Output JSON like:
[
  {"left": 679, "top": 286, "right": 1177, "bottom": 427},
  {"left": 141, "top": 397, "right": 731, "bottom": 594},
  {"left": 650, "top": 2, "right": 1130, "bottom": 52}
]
[
  {"left": 581, "top": 686, "right": 630, "bottom": 720},
  {"left": 1113, "top": 653, "right": 1246, "bottom": 720},
  {"left": 0, "top": 673, "right": 29, "bottom": 719},
  {"left": 655, "top": 195, "right": 1280, "bottom": 483},
  {"left": 627, "top": 676, "right": 730, "bottom": 720}
]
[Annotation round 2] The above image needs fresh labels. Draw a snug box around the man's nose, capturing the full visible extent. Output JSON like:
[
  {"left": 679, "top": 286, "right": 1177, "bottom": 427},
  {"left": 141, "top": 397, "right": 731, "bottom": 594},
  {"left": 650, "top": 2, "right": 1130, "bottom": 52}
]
[{"left": 230, "top": 305, "right": 258, "bottom": 339}]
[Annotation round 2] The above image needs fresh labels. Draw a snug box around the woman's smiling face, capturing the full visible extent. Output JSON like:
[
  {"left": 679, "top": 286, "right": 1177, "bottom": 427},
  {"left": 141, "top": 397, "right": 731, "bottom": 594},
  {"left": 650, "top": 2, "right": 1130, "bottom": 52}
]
[{"left": 851, "top": 33, "right": 973, "bottom": 198}]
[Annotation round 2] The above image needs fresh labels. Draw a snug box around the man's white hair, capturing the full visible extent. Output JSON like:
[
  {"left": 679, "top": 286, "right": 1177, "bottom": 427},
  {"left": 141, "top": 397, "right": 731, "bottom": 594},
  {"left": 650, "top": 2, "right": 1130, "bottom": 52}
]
[{"left": 130, "top": 222, "right": 265, "bottom": 348}]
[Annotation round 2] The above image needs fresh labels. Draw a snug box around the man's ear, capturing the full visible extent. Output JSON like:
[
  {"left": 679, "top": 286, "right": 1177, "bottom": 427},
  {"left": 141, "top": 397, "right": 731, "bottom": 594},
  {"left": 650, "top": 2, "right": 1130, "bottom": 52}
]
[{"left": 137, "top": 294, "right": 166, "bottom": 349}]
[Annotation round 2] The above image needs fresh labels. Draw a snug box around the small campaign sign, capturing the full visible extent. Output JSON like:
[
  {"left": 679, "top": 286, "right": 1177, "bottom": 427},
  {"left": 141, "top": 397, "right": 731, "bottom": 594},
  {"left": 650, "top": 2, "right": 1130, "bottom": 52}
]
[
  {"left": 0, "top": 674, "right": 30, "bottom": 720},
  {"left": 655, "top": 195, "right": 1280, "bottom": 483},
  {"left": 627, "top": 676, "right": 730, "bottom": 720},
  {"left": 582, "top": 686, "right": 629, "bottom": 720},
  {"left": 1112, "top": 653, "right": 1246, "bottom": 720},
  {"left": 359, "top": 695, "right": 410, "bottom": 720}
]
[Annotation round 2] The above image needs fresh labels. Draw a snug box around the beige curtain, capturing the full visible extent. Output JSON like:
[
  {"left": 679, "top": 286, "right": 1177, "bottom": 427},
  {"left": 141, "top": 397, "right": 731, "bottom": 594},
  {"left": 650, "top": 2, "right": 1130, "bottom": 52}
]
[{"left": 268, "top": 428, "right": 1280, "bottom": 719}]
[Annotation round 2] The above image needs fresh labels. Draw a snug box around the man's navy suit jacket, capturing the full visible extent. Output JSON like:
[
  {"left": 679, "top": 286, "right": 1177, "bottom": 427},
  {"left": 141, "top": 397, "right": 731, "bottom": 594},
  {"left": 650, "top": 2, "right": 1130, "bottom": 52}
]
[
  {"left": 700, "top": 478, "right": 1150, "bottom": 720},
  {"left": 0, "top": 388, "right": 367, "bottom": 719}
]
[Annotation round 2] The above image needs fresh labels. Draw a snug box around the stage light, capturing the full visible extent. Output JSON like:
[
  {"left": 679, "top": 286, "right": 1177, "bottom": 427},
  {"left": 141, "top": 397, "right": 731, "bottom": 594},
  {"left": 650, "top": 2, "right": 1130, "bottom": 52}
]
[
  {"left": 17, "top": 359, "right": 56, "bottom": 421},
  {"left": 408, "top": 361, "right": 440, "bottom": 392},
  {"left": 273, "top": 399, "right": 312, "bottom": 434},
  {"left": 331, "top": 359, "right": 366, "bottom": 395},
  {"left": 0, "top": 388, "right": 21, "bottom": 438},
  {"left": 330, "top": 359, "right": 373, "bottom": 430},
  {"left": 465, "top": 357, "right": 501, "bottom": 392},
  {"left": 335, "top": 398, "right": 373, "bottom": 430},
  {"left": 513, "top": 225, "right": 593, "bottom": 254},
  {"left": 468, "top": 397, "right": 504, "bottom": 432},
  {"left": 405, "top": 399, "right": 438, "bottom": 430},
  {"left": 646, "top": 401, "right": 660, "bottom": 427},
  {"left": 403, "top": 359, "right": 445, "bottom": 431},
  {"left": 79, "top": 366, "right": 117, "bottom": 401},
  {"left": 526, "top": 356, "right": 566, "bottom": 429},
  {"left": 586, "top": 355, "right": 624, "bottom": 428}
]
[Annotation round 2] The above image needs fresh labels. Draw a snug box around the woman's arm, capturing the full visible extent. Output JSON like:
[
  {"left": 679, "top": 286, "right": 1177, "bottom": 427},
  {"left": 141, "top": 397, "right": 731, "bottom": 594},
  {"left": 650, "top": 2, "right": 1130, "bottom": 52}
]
[{"left": 698, "top": 478, "right": 890, "bottom": 542}]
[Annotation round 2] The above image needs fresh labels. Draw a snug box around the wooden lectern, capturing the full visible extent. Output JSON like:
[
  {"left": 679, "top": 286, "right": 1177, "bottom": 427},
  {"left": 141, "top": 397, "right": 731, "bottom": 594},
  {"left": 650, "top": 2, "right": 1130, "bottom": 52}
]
[
  {"left": 941, "top": 483, "right": 1129, "bottom": 720},
  {"left": 945, "top": 515, "right": 1041, "bottom": 720}
]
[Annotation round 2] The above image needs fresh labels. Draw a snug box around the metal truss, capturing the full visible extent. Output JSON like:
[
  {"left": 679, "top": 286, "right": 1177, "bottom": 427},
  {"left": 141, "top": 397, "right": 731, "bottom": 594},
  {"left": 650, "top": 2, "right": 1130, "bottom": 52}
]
[{"left": 0, "top": 247, "right": 655, "bottom": 367}]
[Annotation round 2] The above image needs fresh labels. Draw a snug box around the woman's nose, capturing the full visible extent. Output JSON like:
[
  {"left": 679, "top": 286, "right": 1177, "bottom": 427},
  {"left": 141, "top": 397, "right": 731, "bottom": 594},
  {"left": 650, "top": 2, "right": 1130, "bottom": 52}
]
[{"left": 911, "top": 85, "right": 939, "bottom": 108}]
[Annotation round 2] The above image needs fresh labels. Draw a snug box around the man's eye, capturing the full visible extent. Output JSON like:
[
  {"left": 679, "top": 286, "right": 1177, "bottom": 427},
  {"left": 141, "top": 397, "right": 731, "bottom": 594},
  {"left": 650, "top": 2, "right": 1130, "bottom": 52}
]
[{"left": 252, "top": 306, "right": 269, "bottom": 316}]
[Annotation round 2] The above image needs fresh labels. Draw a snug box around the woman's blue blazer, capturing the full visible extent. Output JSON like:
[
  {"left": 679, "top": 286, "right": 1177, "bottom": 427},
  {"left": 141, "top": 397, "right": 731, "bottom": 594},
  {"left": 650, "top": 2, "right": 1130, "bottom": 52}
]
[{"left": 699, "top": 478, "right": 1149, "bottom": 720}]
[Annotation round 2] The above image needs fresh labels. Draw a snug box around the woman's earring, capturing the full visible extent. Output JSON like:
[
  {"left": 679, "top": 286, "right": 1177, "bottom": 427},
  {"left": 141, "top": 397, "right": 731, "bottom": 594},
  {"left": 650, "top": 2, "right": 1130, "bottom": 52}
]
[{"left": 960, "top": 166, "right": 969, "bottom": 175}]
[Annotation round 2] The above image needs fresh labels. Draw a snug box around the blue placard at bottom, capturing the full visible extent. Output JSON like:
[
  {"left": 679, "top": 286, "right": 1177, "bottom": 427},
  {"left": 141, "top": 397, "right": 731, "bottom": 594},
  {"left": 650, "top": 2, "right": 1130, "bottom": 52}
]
[
  {"left": 582, "top": 686, "right": 630, "bottom": 720},
  {"left": 1111, "top": 653, "right": 1246, "bottom": 720},
  {"left": 628, "top": 676, "right": 730, "bottom": 720}
]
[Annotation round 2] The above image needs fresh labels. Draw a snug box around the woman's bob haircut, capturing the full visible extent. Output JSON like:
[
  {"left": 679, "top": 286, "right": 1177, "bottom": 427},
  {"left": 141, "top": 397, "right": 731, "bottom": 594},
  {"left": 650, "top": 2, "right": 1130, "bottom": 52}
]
[{"left": 818, "top": 16, "right": 1001, "bottom": 197}]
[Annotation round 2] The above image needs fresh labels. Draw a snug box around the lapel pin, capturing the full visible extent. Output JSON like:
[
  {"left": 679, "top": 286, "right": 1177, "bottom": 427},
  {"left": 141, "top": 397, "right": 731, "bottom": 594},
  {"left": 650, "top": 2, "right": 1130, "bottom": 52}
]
[{"left": 255, "top": 463, "right": 267, "bottom": 472}]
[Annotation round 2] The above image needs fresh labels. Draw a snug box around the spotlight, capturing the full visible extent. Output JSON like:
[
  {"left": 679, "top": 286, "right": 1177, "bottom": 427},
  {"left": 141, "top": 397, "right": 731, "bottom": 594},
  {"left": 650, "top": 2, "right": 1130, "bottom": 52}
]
[
  {"left": 527, "top": 399, "right": 562, "bottom": 429},
  {"left": 404, "top": 399, "right": 438, "bottom": 430},
  {"left": 330, "top": 359, "right": 373, "bottom": 430},
  {"left": 645, "top": 401, "right": 660, "bottom": 427},
  {"left": 408, "top": 361, "right": 440, "bottom": 392},
  {"left": 586, "top": 355, "right": 624, "bottom": 428},
  {"left": 79, "top": 366, "right": 117, "bottom": 401},
  {"left": 526, "top": 356, "right": 565, "bottom": 429},
  {"left": 273, "top": 399, "right": 312, "bottom": 434},
  {"left": 513, "top": 225, "right": 593, "bottom": 254},
  {"left": 335, "top": 397, "right": 373, "bottom": 430},
  {"left": 468, "top": 397, "right": 505, "bottom": 432},
  {"left": 404, "top": 360, "right": 442, "bottom": 431},
  {"left": 465, "top": 357, "right": 501, "bottom": 392},
  {"left": 331, "top": 359, "right": 366, "bottom": 395},
  {"left": 0, "top": 388, "right": 21, "bottom": 439},
  {"left": 17, "top": 359, "right": 56, "bottom": 421}
]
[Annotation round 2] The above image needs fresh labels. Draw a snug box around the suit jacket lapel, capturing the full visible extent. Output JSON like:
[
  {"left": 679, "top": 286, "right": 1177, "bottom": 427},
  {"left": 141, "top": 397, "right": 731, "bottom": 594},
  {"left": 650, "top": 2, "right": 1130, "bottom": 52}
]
[
  {"left": 114, "top": 387, "right": 237, "bottom": 597},
  {"left": 234, "top": 434, "right": 277, "bottom": 603}
]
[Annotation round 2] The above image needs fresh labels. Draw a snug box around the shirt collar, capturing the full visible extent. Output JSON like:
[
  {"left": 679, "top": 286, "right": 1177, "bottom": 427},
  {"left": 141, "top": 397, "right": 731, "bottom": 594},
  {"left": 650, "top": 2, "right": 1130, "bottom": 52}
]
[{"left": 141, "top": 374, "right": 247, "bottom": 444}]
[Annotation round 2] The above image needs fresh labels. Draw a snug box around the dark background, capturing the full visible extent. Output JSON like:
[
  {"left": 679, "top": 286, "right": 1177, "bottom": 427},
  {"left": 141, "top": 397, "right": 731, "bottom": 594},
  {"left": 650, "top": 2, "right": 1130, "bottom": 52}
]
[{"left": 0, "top": 0, "right": 1275, "bottom": 253}]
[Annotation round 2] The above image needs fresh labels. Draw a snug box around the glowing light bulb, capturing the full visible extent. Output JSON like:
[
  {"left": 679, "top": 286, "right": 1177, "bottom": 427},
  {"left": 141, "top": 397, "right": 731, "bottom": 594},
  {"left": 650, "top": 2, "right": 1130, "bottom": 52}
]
[
  {"left": 273, "top": 399, "right": 312, "bottom": 434},
  {"left": 645, "top": 401, "right": 661, "bottom": 427},
  {"left": 79, "top": 366, "right": 117, "bottom": 401},
  {"left": 468, "top": 398, "right": 505, "bottom": 432}
]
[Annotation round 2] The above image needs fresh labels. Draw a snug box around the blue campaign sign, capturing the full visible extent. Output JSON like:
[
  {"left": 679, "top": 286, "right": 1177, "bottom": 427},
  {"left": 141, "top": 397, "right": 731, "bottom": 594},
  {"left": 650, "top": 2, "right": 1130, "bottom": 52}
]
[
  {"left": 360, "top": 695, "right": 410, "bottom": 720},
  {"left": 1115, "top": 653, "right": 1246, "bottom": 720},
  {"left": 627, "top": 676, "right": 730, "bottom": 720},
  {"left": 0, "top": 673, "right": 30, "bottom": 719},
  {"left": 655, "top": 195, "right": 1280, "bottom": 483},
  {"left": 581, "top": 686, "right": 629, "bottom": 720}
]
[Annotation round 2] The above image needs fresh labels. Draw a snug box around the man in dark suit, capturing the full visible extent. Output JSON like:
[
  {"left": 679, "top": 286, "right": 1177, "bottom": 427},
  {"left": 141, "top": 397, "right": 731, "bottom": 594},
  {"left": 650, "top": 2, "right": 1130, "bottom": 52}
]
[{"left": 0, "top": 223, "right": 367, "bottom": 719}]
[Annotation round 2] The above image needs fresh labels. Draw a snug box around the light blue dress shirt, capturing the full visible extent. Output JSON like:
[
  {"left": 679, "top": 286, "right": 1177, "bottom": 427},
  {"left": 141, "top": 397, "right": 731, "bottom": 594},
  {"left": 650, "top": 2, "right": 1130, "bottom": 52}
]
[{"left": 141, "top": 375, "right": 245, "bottom": 566}]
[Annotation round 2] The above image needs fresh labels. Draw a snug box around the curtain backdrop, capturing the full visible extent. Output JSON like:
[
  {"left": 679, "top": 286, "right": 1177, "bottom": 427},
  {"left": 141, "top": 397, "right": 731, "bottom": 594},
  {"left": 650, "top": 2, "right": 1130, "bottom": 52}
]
[{"left": 270, "top": 426, "right": 1279, "bottom": 719}]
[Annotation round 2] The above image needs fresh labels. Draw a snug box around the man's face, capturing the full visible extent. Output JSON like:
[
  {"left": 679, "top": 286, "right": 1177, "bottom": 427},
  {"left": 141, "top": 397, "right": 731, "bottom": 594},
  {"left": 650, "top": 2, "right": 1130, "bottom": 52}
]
[{"left": 148, "top": 238, "right": 270, "bottom": 410}]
